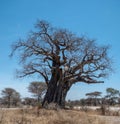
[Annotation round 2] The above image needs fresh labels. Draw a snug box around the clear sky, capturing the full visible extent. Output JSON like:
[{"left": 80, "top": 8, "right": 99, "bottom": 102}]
[{"left": 0, "top": 0, "right": 120, "bottom": 100}]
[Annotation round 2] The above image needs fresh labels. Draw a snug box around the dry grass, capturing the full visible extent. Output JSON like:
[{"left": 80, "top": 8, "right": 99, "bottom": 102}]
[{"left": 0, "top": 108, "right": 120, "bottom": 124}]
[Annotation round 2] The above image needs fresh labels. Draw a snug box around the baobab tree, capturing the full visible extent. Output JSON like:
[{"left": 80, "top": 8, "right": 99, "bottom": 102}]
[{"left": 10, "top": 20, "right": 112, "bottom": 108}]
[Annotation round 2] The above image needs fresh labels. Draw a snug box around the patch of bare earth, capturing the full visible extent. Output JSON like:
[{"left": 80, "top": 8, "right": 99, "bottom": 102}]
[{"left": 0, "top": 108, "right": 120, "bottom": 124}]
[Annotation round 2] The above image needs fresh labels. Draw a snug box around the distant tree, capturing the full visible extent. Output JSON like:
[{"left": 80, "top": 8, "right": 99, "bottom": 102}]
[
  {"left": 12, "top": 92, "right": 21, "bottom": 106},
  {"left": 28, "top": 82, "right": 47, "bottom": 104},
  {"left": 10, "top": 20, "right": 112, "bottom": 108},
  {"left": 1, "top": 88, "right": 21, "bottom": 108},
  {"left": 86, "top": 91, "right": 102, "bottom": 98},
  {"left": 105, "top": 88, "right": 119, "bottom": 105},
  {"left": 86, "top": 91, "right": 102, "bottom": 106},
  {"left": 106, "top": 88, "right": 119, "bottom": 97}
]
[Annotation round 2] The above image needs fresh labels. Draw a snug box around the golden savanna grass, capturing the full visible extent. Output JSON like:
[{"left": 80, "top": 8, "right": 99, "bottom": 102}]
[{"left": 0, "top": 108, "right": 120, "bottom": 124}]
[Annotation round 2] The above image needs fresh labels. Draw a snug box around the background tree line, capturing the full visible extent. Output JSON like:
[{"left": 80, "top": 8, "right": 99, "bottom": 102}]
[
  {"left": 0, "top": 83, "right": 120, "bottom": 108},
  {"left": 66, "top": 88, "right": 120, "bottom": 107},
  {"left": 0, "top": 82, "right": 46, "bottom": 108}
]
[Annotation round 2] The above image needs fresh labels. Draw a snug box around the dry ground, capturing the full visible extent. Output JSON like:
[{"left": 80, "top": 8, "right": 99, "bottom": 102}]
[{"left": 0, "top": 108, "right": 120, "bottom": 124}]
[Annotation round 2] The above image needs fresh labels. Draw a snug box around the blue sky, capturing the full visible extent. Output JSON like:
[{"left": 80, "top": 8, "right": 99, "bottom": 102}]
[{"left": 0, "top": 0, "right": 120, "bottom": 100}]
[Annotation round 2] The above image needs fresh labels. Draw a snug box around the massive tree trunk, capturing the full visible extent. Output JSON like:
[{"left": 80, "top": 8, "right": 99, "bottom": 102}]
[
  {"left": 42, "top": 81, "right": 70, "bottom": 108},
  {"left": 42, "top": 66, "right": 71, "bottom": 108},
  {"left": 42, "top": 53, "right": 69, "bottom": 108}
]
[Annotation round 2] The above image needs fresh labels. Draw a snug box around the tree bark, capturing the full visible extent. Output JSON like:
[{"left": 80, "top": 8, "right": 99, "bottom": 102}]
[
  {"left": 42, "top": 53, "right": 72, "bottom": 108},
  {"left": 42, "top": 71, "right": 71, "bottom": 108}
]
